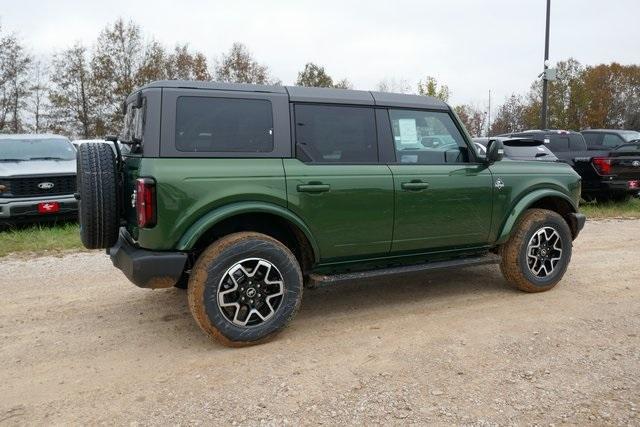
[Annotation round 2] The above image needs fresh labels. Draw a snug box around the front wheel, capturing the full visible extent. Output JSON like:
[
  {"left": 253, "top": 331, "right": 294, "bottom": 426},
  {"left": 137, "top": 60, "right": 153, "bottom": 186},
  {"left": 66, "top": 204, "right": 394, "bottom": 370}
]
[
  {"left": 500, "top": 209, "right": 573, "bottom": 293},
  {"left": 187, "top": 232, "right": 303, "bottom": 347}
]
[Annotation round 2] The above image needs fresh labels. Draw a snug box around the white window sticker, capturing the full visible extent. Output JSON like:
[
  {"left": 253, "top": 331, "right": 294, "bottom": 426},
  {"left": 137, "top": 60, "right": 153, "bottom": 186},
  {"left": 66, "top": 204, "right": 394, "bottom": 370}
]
[{"left": 398, "top": 119, "right": 418, "bottom": 146}]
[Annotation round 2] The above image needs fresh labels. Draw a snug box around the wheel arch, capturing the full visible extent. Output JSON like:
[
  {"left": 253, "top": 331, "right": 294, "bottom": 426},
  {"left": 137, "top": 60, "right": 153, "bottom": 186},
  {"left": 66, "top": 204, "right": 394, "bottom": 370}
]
[
  {"left": 177, "top": 202, "right": 320, "bottom": 271},
  {"left": 496, "top": 189, "right": 579, "bottom": 244}
]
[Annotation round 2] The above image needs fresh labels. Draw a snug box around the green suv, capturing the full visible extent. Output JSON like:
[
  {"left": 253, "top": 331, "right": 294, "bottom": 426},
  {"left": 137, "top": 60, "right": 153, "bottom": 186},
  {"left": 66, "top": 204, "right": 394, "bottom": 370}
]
[{"left": 77, "top": 80, "right": 585, "bottom": 346}]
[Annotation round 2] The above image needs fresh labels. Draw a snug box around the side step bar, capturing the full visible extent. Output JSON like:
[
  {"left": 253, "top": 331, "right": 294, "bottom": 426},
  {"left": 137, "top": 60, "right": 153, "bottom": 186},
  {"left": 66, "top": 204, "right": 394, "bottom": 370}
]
[{"left": 307, "top": 253, "right": 500, "bottom": 288}]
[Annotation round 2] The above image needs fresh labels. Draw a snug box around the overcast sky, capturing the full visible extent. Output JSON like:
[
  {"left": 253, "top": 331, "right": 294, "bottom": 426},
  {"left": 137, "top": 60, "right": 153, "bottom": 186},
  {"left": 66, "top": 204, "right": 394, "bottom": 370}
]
[{"left": 2, "top": 0, "right": 639, "bottom": 109}]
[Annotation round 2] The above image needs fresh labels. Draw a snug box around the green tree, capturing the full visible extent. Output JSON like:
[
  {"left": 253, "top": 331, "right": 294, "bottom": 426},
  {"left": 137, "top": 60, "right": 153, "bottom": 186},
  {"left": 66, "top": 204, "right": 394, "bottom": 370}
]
[
  {"left": 214, "top": 42, "right": 276, "bottom": 84},
  {"left": 417, "top": 76, "right": 450, "bottom": 102},
  {"left": 454, "top": 104, "right": 487, "bottom": 137},
  {"left": 295, "top": 62, "right": 352, "bottom": 89},
  {"left": 490, "top": 94, "right": 527, "bottom": 135}
]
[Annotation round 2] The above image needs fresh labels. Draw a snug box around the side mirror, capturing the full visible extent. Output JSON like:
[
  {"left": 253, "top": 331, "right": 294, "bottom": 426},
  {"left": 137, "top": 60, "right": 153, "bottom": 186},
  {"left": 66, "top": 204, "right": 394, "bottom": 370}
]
[{"left": 485, "top": 139, "right": 504, "bottom": 163}]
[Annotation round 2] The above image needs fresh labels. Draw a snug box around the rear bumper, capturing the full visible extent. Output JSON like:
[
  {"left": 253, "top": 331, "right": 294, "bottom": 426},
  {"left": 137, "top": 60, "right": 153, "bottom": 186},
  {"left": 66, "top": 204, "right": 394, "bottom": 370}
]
[
  {"left": 0, "top": 194, "right": 77, "bottom": 220},
  {"left": 109, "top": 229, "right": 188, "bottom": 289},
  {"left": 568, "top": 212, "right": 586, "bottom": 239}
]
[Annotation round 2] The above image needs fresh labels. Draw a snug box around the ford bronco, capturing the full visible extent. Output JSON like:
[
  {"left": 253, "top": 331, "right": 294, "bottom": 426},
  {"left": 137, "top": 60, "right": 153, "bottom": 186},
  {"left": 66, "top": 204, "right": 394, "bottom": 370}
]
[{"left": 77, "top": 80, "right": 585, "bottom": 346}]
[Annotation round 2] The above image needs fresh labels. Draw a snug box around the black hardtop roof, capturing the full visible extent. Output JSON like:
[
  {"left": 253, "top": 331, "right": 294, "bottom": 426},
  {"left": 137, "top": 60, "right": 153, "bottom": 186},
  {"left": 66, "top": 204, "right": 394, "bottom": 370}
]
[{"left": 139, "top": 80, "right": 449, "bottom": 110}]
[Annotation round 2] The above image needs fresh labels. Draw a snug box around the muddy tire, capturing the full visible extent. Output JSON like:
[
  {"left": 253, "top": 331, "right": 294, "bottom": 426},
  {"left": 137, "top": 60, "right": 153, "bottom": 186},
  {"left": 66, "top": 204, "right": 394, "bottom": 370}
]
[
  {"left": 77, "top": 143, "right": 119, "bottom": 249},
  {"left": 187, "top": 232, "right": 303, "bottom": 347},
  {"left": 500, "top": 209, "right": 572, "bottom": 293}
]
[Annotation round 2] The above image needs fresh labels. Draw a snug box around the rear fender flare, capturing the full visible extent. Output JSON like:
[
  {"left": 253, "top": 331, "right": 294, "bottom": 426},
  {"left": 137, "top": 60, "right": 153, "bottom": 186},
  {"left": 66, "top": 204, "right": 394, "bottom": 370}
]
[{"left": 176, "top": 201, "right": 320, "bottom": 262}]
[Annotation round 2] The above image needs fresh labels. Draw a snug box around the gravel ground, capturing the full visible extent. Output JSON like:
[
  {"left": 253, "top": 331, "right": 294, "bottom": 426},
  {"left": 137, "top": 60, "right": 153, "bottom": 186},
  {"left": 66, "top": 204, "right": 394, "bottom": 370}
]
[{"left": 0, "top": 219, "right": 639, "bottom": 425}]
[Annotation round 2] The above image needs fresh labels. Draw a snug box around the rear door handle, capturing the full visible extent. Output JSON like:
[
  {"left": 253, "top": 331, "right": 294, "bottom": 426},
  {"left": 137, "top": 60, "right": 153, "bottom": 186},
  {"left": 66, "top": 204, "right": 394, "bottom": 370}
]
[
  {"left": 401, "top": 181, "right": 430, "bottom": 191},
  {"left": 297, "top": 183, "right": 331, "bottom": 193}
]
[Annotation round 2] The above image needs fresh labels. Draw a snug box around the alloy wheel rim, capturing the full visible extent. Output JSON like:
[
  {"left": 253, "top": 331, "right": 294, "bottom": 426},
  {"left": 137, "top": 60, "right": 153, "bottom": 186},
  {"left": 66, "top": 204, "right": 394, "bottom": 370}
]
[
  {"left": 217, "top": 258, "right": 284, "bottom": 327},
  {"left": 526, "top": 226, "right": 563, "bottom": 278}
]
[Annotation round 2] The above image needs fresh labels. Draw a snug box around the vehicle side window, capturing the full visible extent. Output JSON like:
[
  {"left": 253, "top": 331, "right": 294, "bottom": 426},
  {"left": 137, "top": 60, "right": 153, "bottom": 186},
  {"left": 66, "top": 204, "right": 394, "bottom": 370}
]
[
  {"left": 547, "top": 136, "right": 569, "bottom": 152},
  {"left": 569, "top": 134, "right": 587, "bottom": 152},
  {"left": 294, "top": 104, "right": 377, "bottom": 163},
  {"left": 388, "top": 109, "right": 468, "bottom": 164},
  {"left": 582, "top": 133, "right": 603, "bottom": 148},
  {"left": 602, "top": 133, "right": 624, "bottom": 148},
  {"left": 175, "top": 97, "right": 273, "bottom": 152}
]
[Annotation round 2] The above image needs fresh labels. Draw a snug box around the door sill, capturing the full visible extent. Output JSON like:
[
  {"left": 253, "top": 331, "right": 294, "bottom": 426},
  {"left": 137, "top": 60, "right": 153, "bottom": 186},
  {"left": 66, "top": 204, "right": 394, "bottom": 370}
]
[{"left": 307, "top": 253, "right": 500, "bottom": 288}]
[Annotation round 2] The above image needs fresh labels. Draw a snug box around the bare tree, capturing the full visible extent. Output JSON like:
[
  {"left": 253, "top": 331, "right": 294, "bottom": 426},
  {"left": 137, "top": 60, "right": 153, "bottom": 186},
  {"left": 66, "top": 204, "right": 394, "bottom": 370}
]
[
  {"left": 29, "top": 59, "right": 48, "bottom": 133},
  {"left": 214, "top": 42, "right": 276, "bottom": 84},
  {"left": 376, "top": 77, "right": 413, "bottom": 94},
  {"left": 49, "top": 44, "right": 97, "bottom": 138},
  {"left": 0, "top": 24, "right": 32, "bottom": 133},
  {"left": 91, "top": 18, "right": 145, "bottom": 133}
]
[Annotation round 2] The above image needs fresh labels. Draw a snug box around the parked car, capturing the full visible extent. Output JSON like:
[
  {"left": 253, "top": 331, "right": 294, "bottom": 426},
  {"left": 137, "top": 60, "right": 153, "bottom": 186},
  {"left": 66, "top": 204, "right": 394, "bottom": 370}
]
[
  {"left": 499, "top": 130, "right": 640, "bottom": 202},
  {"left": 76, "top": 81, "right": 585, "bottom": 347},
  {"left": 0, "top": 134, "right": 78, "bottom": 227},
  {"left": 473, "top": 137, "right": 558, "bottom": 162},
  {"left": 581, "top": 129, "right": 640, "bottom": 151}
]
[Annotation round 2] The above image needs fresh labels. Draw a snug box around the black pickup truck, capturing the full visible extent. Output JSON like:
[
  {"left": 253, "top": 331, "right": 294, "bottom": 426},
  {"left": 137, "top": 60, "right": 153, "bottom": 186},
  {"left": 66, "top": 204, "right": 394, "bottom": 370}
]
[{"left": 499, "top": 130, "right": 640, "bottom": 202}]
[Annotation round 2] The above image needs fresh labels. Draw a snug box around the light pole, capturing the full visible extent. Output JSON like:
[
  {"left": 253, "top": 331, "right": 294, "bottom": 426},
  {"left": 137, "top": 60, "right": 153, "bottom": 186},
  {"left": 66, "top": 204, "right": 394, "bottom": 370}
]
[{"left": 540, "top": 0, "right": 551, "bottom": 129}]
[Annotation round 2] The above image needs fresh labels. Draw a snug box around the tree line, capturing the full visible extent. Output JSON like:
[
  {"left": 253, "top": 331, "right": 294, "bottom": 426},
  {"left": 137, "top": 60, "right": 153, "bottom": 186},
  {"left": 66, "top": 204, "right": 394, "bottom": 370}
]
[{"left": 1, "top": 18, "right": 638, "bottom": 139}]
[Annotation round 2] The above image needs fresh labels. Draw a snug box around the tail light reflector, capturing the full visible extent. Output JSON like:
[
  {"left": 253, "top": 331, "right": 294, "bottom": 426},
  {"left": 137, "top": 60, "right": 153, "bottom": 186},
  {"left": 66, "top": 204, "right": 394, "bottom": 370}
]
[
  {"left": 592, "top": 157, "right": 612, "bottom": 175},
  {"left": 136, "top": 178, "right": 156, "bottom": 228}
]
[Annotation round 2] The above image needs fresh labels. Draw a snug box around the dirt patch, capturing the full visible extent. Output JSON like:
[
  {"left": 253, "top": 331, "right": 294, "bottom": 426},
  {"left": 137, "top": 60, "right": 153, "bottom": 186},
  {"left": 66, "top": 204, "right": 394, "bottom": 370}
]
[{"left": 0, "top": 220, "right": 639, "bottom": 425}]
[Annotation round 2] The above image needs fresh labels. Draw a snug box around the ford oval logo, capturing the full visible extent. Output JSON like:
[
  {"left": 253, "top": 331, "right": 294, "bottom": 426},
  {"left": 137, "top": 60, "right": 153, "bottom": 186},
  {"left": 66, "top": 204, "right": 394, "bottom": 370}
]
[{"left": 38, "top": 182, "right": 55, "bottom": 190}]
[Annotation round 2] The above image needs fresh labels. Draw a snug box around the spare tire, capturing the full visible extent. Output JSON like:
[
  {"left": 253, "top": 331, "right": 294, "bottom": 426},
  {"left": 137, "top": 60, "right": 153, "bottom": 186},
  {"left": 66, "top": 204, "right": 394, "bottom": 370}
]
[{"left": 77, "top": 143, "right": 120, "bottom": 249}]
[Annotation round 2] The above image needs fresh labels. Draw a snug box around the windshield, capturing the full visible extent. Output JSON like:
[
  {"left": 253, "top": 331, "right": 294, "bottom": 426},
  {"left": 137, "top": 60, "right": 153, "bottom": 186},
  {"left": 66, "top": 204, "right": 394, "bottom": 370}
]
[
  {"left": 620, "top": 130, "right": 640, "bottom": 142},
  {"left": 0, "top": 138, "right": 76, "bottom": 161}
]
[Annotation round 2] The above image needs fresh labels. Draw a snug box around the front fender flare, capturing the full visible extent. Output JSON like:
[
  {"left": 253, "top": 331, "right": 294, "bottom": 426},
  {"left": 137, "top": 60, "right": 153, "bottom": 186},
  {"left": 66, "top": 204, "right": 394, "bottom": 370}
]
[
  {"left": 495, "top": 189, "right": 578, "bottom": 245},
  {"left": 176, "top": 201, "right": 320, "bottom": 262}
]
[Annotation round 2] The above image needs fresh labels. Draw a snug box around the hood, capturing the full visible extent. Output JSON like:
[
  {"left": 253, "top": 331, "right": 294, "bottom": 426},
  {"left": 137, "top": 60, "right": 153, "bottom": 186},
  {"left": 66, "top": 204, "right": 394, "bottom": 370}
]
[{"left": 0, "top": 159, "right": 76, "bottom": 178}]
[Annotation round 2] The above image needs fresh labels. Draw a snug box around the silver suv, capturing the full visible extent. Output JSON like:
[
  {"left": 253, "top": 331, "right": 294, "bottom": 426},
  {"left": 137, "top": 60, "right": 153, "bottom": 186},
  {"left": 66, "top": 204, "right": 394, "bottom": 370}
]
[{"left": 0, "top": 134, "right": 78, "bottom": 226}]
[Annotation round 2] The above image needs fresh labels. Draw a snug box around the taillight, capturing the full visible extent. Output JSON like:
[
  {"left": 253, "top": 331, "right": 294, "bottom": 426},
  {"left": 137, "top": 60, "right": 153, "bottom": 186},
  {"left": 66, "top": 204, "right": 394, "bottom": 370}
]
[
  {"left": 135, "top": 178, "right": 156, "bottom": 228},
  {"left": 592, "top": 157, "right": 612, "bottom": 175}
]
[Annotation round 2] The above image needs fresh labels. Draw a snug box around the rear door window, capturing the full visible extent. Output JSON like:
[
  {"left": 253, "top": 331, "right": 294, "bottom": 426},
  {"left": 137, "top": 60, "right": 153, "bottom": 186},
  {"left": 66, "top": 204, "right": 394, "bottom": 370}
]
[
  {"left": 294, "top": 104, "right": 377, "bottom": 163},
  {"left": 569, "top": 134, "right": 587, "bottom": 152},
  {"left": 175, "top": 97, "right": 273, "bottom": 152}
]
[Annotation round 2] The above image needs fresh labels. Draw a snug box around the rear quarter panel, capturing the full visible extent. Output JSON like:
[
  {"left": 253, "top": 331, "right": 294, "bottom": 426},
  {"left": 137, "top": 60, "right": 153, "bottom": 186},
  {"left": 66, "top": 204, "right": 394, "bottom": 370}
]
[{"left": 133, "top": 158, "right": 287, "bottom": 250}]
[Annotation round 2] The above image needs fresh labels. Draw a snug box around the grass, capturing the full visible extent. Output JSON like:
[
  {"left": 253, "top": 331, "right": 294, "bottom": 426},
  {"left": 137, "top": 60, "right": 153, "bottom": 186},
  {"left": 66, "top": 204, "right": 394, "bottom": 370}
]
[
  {"left": 0, "top": 222, "right": 83, "bottom": 257},
  {"left": 0, "top": 198, "right": 638, "bottom": 257},
  {"left": 580, "top": 197, "right": 640, "bottom": 220}
]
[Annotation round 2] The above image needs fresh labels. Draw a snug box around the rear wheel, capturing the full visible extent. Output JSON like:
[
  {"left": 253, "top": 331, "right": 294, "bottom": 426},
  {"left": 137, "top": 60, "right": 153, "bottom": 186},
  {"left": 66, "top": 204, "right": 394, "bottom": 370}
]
[
  {"left": 500, "top": 209, "right": 572, "bottom": 293},
  {"left": 187, "top": 232, "right": 303, "bottom": 347},
  {"left": 77, "top": 143, "right": 120, "bottom": 249}
]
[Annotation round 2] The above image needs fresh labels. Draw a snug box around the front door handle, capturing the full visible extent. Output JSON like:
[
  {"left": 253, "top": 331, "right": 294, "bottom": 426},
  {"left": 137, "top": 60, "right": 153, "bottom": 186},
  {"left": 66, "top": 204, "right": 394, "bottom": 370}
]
[
  {"left": 297, "top": 183, "right": 331, "bottom": 193},
  {"left": 401, "top": 181, "right": 430, "bottom": 191}
]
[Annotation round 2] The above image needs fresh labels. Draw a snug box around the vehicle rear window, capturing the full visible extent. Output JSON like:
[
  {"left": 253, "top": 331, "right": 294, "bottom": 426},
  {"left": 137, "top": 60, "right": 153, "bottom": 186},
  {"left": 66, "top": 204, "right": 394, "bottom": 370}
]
[
  {"left": 582, "top": 132, "right": 603, "bottom": 148},
  {"left": 547, "top": 136, "right": 569, "bottom": 152},
  {"left": 175, "top": 97, "right": 273, "bottom": 152},
  {"left": 294, "top": 104, "right": 377, "bottom": 163}
]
